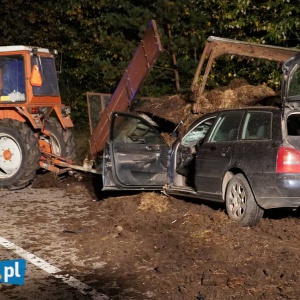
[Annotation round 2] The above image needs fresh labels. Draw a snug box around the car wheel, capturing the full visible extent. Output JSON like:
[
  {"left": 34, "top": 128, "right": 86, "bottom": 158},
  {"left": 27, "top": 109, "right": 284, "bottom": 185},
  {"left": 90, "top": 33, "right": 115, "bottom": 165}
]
[{"left": 225, "top": 174, "right": 264, "bottom": 226}]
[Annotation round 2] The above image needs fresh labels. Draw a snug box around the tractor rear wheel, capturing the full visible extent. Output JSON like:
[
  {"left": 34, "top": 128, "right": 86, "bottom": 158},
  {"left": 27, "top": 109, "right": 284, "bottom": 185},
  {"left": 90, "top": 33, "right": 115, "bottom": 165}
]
[
  {"left": 44, "top": 117, "right": 76, "bottom": 162},
  {"left": 0, "top": 119, "right": 40, "bottom": 189}
]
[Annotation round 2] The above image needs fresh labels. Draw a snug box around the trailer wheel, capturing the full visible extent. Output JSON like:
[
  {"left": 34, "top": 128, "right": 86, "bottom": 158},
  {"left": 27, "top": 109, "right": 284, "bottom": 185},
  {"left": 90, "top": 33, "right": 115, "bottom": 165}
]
[
  {"left": 0, "top": 119, "right": 40, "bottom": 189},
  {"left": 44, "top": 117, "right": 76, "bottom": 162}
]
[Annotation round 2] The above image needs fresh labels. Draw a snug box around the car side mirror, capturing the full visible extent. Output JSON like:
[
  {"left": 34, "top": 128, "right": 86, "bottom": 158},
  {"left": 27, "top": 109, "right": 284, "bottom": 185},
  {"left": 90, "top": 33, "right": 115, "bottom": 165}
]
[{"left": 196, "top": 138, "right": 205, "bottom": 148}]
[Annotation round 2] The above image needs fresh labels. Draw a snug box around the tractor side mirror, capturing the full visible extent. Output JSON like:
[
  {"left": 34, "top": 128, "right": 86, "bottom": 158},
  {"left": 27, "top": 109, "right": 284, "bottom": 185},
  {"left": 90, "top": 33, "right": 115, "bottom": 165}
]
[{"left": 30, "top": 65, "right": 43, "bottom": 86}]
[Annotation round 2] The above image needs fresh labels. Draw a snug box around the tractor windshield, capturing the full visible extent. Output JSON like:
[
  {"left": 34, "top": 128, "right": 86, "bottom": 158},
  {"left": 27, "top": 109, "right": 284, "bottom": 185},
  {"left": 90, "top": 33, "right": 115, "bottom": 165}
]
[
  {"left": 31, "top": 56, "right": 59, "bottom": 96},
  {"left": 0, "top": 55, "right": 26, "bottom": 102}
]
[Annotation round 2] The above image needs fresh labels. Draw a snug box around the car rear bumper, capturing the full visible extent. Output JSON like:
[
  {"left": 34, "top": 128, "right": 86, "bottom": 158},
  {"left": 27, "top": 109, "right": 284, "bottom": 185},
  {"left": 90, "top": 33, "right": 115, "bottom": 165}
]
[
  {"left": 252, "top": 174, "right": 300, "bottom": 209},
  {"left": 258, "top": 196, "right": 300, "bottom": 209}
]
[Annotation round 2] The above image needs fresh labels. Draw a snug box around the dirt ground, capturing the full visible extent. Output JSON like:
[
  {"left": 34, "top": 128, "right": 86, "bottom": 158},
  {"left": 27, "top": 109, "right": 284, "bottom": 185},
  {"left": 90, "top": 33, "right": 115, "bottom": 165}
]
[{"left": 2, "top": 173, "right": 300, "bottom": 299}]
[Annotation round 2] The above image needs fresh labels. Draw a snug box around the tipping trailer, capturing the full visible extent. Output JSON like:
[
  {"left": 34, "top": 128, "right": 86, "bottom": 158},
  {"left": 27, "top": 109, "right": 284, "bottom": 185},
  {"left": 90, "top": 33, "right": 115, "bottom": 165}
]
[
  {"left": 56, "top": 19, "right": 163, "bottom": 173},
  {"left": 89, "top": 20, "right": 163, "bottom": 156}
]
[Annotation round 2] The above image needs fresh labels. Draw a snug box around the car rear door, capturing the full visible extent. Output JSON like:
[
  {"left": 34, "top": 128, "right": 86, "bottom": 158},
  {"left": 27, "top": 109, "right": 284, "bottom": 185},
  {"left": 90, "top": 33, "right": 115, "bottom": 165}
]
[
  {"left": 194, "top": 111, "right": 244, "bottom": 196},
  {"left": 103, "top": 112, "right": 168, "bottom": 190}
]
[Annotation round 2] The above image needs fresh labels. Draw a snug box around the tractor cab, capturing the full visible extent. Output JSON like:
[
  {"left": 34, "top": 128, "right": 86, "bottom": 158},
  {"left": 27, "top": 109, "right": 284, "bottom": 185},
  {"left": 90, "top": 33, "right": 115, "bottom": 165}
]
[
  {"left": 0, "top": 46, "right": 60, "bottom": 106},
  {"left": 0, "top": 46, "right": 75, "bottom": 190}
]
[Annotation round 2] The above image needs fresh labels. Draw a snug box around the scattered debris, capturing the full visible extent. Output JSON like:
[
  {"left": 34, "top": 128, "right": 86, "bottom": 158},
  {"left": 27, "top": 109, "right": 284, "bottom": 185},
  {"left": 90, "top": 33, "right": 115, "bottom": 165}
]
[{"left": 137, "top": 192, "right": 170, "bottom": 212}]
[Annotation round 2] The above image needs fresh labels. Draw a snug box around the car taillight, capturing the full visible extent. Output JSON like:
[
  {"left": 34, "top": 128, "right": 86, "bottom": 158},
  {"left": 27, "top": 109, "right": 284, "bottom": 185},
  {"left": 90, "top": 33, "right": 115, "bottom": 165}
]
[{"left": 276, "top": 146, "right": 300, "bottom": 173}]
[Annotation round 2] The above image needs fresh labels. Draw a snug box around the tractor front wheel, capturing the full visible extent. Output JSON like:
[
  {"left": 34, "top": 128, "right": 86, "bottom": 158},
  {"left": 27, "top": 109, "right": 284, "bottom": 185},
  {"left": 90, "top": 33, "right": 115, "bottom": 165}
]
[{"left": 0, "top": 119, "right": 40, "bottom": 189}]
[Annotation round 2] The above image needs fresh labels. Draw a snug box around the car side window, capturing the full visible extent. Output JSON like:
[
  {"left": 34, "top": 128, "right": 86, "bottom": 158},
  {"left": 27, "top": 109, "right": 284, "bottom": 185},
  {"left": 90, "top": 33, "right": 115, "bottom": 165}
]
[
  {"left": 181, "top": 116, "right": 216, "bottom": 147},
  {"left": 287, "top": 114, "right": 300, "bottom": 136},
  {"left": 241, "top": 112, "right": 272, "bottom": 140},
  {"left": 112, "top": 115, "right": 163, "bottom": 144},
  {"left": 210, "top": 112, "right": 243, "bottom": 142}
]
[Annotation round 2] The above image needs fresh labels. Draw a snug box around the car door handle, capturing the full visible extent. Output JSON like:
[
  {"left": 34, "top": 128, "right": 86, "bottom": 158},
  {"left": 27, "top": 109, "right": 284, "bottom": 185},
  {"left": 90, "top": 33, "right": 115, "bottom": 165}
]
[
  {"left": 133, "top": 157, "right": 156, "bottom": 166},
  {"left": 221, "top": 152, "right": 226, "bottom": 157}
]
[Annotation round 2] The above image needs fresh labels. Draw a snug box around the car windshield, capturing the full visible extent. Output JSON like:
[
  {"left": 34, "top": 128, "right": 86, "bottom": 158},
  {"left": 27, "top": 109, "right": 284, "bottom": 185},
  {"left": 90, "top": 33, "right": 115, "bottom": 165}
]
[{"left": 181, "top": 117, "right": 216, "bottom": 147}]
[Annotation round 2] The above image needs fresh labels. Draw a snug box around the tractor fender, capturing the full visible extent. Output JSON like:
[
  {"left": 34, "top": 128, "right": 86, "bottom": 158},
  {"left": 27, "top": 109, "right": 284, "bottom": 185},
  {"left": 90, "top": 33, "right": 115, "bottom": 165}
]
[
  {"left": 0, "top": 109, "right": 26, "bottom": 123},
  {"left": 0, "top": 107, "right": 42, "bottom": 129},
  {"left": 53, "top": 106, "right": 74, "bottom": 129},
  {"left": 0, "top": 107, "right": 74, "bottom": 130}
]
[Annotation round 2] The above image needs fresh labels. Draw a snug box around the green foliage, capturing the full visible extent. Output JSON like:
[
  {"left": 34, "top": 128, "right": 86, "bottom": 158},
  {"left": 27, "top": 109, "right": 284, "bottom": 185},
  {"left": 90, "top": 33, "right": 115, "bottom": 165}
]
[
  {"left": 1, "top": 0, "right": 300, "bottom": 126},
  {"left": 205, "top": 57, "right": 283, "bottom": 91}
]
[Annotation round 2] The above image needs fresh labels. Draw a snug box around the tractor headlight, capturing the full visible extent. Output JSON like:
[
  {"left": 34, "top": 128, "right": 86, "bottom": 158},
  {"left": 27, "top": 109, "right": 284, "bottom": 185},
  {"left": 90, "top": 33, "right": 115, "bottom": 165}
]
[{"left": 38, "top": 106, "right": 48, "bottom": 116}]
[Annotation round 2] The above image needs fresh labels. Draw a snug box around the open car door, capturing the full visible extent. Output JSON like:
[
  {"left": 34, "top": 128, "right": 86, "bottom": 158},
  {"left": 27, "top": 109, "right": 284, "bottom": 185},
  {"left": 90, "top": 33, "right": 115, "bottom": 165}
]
[{"left": 103, "top": 112, "right": 169, "bottom": 190}]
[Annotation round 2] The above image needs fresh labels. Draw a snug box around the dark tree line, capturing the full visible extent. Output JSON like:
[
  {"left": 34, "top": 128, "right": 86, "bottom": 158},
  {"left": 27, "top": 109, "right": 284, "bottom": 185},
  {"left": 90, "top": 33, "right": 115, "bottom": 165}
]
[{"left": 1, "top": 0, "right": 299, "bottom": 127}]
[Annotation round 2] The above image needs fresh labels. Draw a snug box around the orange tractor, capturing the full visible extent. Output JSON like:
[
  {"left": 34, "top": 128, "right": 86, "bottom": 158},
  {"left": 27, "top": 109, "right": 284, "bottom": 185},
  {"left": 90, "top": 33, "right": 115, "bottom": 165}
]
[{"left": 0, "top": 45, "right": 76, "bottom": 189}]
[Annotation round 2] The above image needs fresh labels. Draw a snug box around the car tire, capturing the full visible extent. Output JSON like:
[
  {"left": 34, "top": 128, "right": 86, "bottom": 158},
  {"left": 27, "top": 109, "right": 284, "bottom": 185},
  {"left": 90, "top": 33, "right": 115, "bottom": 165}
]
[
  {"left": 0, "top": 119, "right": 40, "bottom": 189},
  {"left": 225, "top": 174, "right": 264, "bottom": 226},
  {"left": 44, "top": 117, "right": 76, "bottom": 162}
]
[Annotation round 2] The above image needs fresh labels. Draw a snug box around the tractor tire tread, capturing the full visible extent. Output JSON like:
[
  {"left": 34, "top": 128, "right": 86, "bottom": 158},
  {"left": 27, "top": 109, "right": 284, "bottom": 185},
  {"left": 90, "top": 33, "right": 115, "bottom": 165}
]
[{"left": 0, "top": 119, "right": 40, "bottom": 190}]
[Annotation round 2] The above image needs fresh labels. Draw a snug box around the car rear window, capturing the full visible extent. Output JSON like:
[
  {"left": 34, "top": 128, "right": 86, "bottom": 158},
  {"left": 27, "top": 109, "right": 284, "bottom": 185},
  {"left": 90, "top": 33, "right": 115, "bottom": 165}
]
[{"left": 241, "top": 112, "right": 272, "bottom": 140}]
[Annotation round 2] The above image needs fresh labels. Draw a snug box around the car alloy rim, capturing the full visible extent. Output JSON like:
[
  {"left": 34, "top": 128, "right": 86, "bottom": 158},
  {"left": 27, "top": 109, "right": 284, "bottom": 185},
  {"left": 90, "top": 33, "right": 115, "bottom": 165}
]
[
  {"left": 0, "top": 134, "right": 22, "bottom": 178},
  {"left": 228, "top": 182, "right": 246, "bottom": 219}
]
